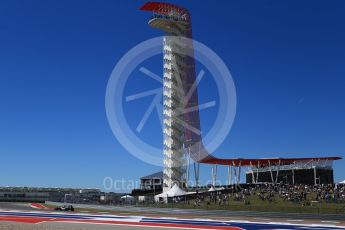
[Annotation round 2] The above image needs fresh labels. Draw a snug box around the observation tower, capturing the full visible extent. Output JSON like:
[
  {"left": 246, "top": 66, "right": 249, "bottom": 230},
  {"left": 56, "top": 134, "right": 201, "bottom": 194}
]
[{"left": 140, "top": 2, "right": 201, "bottom": 192}]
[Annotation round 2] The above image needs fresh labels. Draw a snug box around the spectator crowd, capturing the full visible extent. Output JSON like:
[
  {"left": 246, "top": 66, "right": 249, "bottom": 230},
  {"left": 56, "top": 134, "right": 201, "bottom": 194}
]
[{"left": 182, "top": 183, "right": 345, "bottom": 207}]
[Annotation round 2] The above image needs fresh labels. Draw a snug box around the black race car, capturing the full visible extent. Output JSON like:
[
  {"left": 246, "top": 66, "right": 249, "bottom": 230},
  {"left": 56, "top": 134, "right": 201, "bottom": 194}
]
[{"left": 54, "top": 205, "right": 74, "bottom": 211}]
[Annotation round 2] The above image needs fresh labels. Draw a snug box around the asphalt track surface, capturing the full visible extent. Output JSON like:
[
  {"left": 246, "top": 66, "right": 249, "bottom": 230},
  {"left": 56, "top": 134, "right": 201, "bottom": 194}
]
[
  {"left": 0, "top": 222, "right": 188, "bottom": 230},
  {"left": 0, "top": 202, "right": 36, "bottom": 211},
  {"left": 1, "top": 202, "right": 345, "bottom": 230},
  {"left": 47, "top": 201, "right": 345, "bottom": 221}
]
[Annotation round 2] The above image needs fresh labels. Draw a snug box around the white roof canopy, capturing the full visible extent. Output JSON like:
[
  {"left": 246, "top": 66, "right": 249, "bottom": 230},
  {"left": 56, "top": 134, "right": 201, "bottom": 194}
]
[{"left": 154, "top": 184, "right": 189, "bottom": 201}]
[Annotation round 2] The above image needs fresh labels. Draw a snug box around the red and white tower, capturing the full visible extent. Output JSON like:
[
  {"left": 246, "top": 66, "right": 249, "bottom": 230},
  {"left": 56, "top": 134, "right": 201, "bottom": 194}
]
[{"left": 141, "top": 2, "right": 202, "bottom": 192}]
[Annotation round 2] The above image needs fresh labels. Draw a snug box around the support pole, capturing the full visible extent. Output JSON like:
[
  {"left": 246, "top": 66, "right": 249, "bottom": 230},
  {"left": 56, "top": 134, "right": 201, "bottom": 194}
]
[
  {"left": 269, "top": 160, "right": 274, "bottom": 184},
  {"left": 186, "top": 150, "right": 191, "bottom": 188},
  {"left": 212, "top": 165, "right": 218, "bottom": 187},
  {"left": 314, "top": 166, "right": 317, "bottom": 186},
  {"left": 250, "top": 162, "right": 255, "bottom": 184},
  {"left": 227, "top": 165, "right": 232, "bottom": 185},
  {"left": 237, "top": 161, "right": 242, "bottom": 185},
  {"left": 211, "top": 165, "right": 215, "bottom": 186},
  {"left": 256, "top": 161, "right": 260, "bottom": 183},
  {"left": 238, "top": 167, "right": 241, "bottom": 184},
  {"left": 215, "top": 165, "right": 218, "bottom": 185},
  {"left": 194, "top": 163, "right": 200, "bottom": 187},
  {"left": 275, "top": 160, "right": 281, "bottom": 184},
  {"left": 292, "top": 168, "right": 295, "bottom": 185}
]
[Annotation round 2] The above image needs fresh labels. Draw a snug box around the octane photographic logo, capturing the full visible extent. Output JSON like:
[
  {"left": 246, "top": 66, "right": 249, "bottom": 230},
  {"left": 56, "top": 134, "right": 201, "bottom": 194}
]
[{"left": 105, "top": 36, "right": 236, "bottom": 167}]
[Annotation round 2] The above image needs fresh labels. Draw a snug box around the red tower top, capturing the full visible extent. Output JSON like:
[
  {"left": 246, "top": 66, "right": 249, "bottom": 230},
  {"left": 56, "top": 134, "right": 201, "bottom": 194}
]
[{"left": 140, "top": 2, "right": 190, "bottom": 21}]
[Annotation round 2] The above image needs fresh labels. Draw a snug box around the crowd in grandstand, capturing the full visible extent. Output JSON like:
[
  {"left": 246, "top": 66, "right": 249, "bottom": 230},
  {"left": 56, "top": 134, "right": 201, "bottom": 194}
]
[{"left": 184, "top": 183, "right": 345, "bottom": 207}]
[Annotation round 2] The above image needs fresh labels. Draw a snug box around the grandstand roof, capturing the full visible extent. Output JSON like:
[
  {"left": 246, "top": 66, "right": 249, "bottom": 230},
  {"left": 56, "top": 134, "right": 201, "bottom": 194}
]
[
  {"left": 140, "top": 171, "right": 163, "bottom": 180},
  {"left": 199, "top": 156, "right": 342, "bottom": 166}
]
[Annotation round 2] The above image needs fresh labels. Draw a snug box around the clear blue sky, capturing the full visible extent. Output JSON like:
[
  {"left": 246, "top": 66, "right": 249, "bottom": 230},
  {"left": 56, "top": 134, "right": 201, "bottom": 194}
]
[{"left": 0, "top": 0, "right": 344, "bottom": 191}]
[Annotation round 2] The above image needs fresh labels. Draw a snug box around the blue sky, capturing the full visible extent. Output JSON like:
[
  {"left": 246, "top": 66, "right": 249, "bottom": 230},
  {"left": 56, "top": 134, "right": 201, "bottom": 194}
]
[{"left": 0, "top": 0, "right": 344, "bottom": 191}]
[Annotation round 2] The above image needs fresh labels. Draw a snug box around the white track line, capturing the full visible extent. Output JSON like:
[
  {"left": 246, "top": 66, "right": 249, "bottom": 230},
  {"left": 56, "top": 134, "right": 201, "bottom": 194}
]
[
  {"left": 321, "top": 220, "right": 340, "bottom": 224},
  {"left": 287, "top": 219, "right": 305, "bottom": 222}
]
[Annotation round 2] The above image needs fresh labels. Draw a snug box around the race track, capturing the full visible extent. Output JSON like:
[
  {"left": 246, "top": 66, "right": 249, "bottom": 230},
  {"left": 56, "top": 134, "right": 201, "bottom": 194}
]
[
  {"left": 1, "top": 203, "right": 345, "bottom": 229},
  {"left": 0, "top": 208, "right": 345, "bottom": 230}
]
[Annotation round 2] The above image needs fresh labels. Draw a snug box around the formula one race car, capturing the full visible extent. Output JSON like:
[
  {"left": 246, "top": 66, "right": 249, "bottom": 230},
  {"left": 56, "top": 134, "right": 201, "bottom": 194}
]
[{"left": 54, "top": 205, "right": 74, "bottom": 211}]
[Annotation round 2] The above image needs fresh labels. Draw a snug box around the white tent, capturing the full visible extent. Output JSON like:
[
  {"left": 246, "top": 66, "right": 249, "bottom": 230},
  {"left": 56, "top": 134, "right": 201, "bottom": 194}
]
[
  {"left": 208, "top": 186, "right": 225, "bottom": 192},
  {"left": 121, "top": 195, "right": 134, "bottom": 200},
  {"left": 208, "top": 186, "right": 216, "bottom": 192},
  {"left": 154, "top": 184, "right": 188, "bottom": 202},
  {"left": 338, "top": 180, "right": 345, "bottom": 184},
  {"left": 138, "top": 196, "right": 146, "bottom": 202}
]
